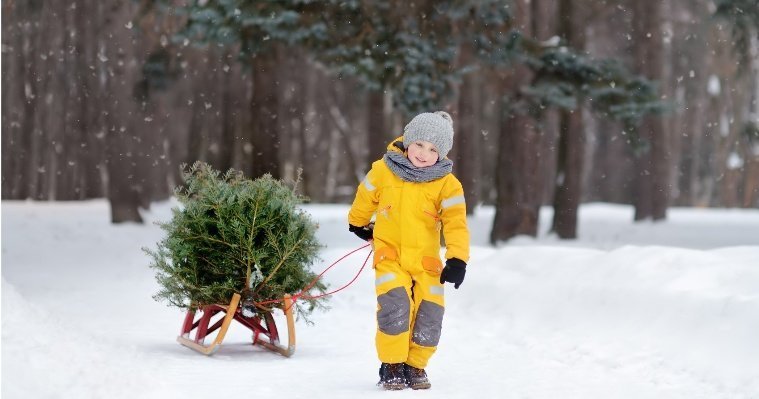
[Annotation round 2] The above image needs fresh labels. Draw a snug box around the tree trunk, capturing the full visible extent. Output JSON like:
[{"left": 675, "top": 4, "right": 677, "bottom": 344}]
[
  {"left": 551, "top": 0, "right": 587, "bottom": 238},
  {"left": 454, "top": 34, "right": 482, "bottom": 215},
  {"left": 744, "top": 34, "right": 759, "bottom": 208},
  {"left": 57, "top": 1, "right": 76, "bottom": 200},
  {"left": 490, "top": 0, "right": 542, "bottom": 243},
  {"left": 490, "top": 77, "right": 521, "bottom": 244},
  {"left": 672, "top": 0, "right": 710, "bottom": 207},
  {"left": 31, "top": 1, "right": 55, "bottom": 199},
  {"left": 1, "top": 1, "right": 29, "bottom": 198},
  {"left": 368, "top": 89, "right": 390, "bottom": 160},
  {"left": 217, "top": 49, "right": 236, "bottom": 173},
  {"left": 679, "top": 85, "right": 707, "bottom": 206},
  {"left": 632, "top": 0, "right": 669, "bottom": 220},
  {"left": 744, "top": 152, "right": 759, "bottom": 207},
  {"left": 326, "top": 76, "right": 364, "bottom": 188},
  {"left": 281, "top": 54, "right": 308, "bottom": 186},
  {"left": 77, "top": 0, "right": 105, "bottom": 199},
  {"left": 104, "top": 0, "right": 146, "bottom": 223},
  {"left": 552, "top": 109, "right": 584, "bottom": 238},
  {"left": 250, "top": 49, "right": 281, "bottom": 179},
  {"left": 187, "top": 89, "right": 207, "bottom": 165},
  {"left": 490, "top": 106, "right": 541, "bottom": 242},
  {"left": 297, "top": 62, "right": 320, "bottom": 199},
  {"left": 532, "top": 0, "right": 559, "bottom": 208}
]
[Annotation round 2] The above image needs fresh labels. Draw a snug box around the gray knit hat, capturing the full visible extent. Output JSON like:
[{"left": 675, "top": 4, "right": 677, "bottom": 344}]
[{"left": 403, "top": 111, "right": 454, "bottom": 160}]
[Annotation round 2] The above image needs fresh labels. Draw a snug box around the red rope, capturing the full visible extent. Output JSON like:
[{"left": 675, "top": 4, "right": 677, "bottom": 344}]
[
  {"left": 254, "top": 243, "right": 373, "bottom": 310},
  {"left": 294, "top": 248, "right": 373, "bottom": 302}
]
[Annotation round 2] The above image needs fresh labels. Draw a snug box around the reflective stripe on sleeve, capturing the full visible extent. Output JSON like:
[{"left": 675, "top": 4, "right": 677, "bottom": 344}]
[
  {"left": 442, "top": 195, "right": 465, "bottom": 209},
  {"left": 362, "top": 174, "right": 376, "bottom": 191}
]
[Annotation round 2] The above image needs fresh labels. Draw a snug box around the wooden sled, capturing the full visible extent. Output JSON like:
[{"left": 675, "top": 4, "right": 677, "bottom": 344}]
[{"left": 177, "top": 293, "right": 296, "bottom": 357}]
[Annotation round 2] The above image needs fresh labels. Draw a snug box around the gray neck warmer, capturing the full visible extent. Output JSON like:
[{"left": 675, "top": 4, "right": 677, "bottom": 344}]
[{"left": 383, "top": 150, "right": 453, "bottom": 183}]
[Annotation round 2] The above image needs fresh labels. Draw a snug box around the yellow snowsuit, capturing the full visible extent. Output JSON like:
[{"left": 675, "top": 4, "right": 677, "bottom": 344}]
[{"left": 348, "top": 138, "right": 470, "bottom": 369}]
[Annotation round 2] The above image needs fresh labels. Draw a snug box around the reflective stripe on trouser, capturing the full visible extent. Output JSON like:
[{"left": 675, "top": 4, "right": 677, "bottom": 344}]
[{"left": 374, "top": 257, "right": 445, "bottom": 369}]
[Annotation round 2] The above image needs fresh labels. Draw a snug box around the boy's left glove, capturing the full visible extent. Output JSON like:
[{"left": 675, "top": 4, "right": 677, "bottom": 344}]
[
  {"left": 348, "top": 223, "right": 374, "bottom": 241},
  {"left": 440, "top": 258, "right": 466, "bottom": 289}
]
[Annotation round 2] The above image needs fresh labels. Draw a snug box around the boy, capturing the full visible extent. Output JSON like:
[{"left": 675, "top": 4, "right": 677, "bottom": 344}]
[{"left": 348, "top": 111, "right": 470, "bottom": 390}]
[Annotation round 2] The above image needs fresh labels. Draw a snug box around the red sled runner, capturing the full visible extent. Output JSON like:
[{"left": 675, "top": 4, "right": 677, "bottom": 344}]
[{"left": 177, "top": 293, "right": 296, "bottom": 357}]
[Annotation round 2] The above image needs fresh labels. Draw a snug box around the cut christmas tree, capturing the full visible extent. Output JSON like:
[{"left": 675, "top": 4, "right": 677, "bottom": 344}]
[{"left": 146, "top": 161, "right": 327, "bottom": 322}]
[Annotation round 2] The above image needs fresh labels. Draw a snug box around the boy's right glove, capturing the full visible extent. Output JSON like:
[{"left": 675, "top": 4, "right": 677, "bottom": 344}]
[
  {"left": 440, "top": 258, "right": 466, "bottom": 289},
  {"left": 348, "top": 223, "right": 374, "bottom": 241}
]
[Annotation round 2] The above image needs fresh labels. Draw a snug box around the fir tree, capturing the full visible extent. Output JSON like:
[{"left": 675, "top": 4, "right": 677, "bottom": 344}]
[
  {"left": 157, "top": 0, "right": 513, "bottom": 115},
  {"left": 714, "top": 0, "right": 759, "bottom": 71},
  {"left": 148, "top": 0, "right": 662, "bottom": 123},
  {"left": 145, "top": 162, "right": 326, "bottom": 320},
  {"left": 494, "top": 32, "right": 666, "bottom": 151}
]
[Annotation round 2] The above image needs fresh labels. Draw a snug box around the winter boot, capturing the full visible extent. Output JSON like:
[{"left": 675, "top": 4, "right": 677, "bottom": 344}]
[
  {"left": 403, "top": 363, "right": 431, "bottom": 390},
  {"left": 378, "top": 363, "right": 406, "bottom": 390}
]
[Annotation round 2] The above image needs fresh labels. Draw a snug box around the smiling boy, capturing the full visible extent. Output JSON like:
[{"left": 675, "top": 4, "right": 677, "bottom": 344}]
[{"left": 348, "top": 111, "right": 471, "bottom": 390}]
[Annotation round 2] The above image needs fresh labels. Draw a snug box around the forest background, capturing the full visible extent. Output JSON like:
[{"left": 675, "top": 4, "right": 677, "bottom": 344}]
[{"left": 2, "top": 0, "right": 758, "bottom": 242}]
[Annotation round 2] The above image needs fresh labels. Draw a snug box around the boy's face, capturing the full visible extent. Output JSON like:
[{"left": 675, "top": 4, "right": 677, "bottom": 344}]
[{"left": 407, "top": 140, "right": 439, "bottom": 168}]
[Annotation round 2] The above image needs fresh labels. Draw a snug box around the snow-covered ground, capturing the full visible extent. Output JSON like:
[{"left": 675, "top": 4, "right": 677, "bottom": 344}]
[{"left": 2, "top": 200, "right": 758, "bottom": 399}]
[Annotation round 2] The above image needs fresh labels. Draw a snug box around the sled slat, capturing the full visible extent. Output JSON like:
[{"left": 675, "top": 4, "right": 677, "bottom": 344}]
[
  {"left": 177, "top": 293, "right": 241, "bottom": 355},
  {"left": 255, "top": 294, "right": 296, "bottom": 357}
]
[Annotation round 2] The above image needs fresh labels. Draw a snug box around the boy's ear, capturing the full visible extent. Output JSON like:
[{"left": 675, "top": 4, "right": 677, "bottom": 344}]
[{"left": 392, "top": 141, "right": 406, "bottom": 151}]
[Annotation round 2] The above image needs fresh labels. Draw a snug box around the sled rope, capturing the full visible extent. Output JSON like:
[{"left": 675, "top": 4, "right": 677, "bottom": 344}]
[{"left": 254, "top": 243, "right": 373, "bottom": 310}]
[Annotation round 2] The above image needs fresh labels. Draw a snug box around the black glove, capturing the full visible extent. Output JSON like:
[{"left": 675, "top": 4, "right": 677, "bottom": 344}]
[
  {"left": 440, "top": 258, "right": 466, "bottom": 289},
  {"left": 348, "top": 223, "right": 374, "bottom": 241}
]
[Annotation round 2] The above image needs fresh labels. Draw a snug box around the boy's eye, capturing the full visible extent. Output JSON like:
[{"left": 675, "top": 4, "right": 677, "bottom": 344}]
[{"left": 431, "top": 148, "right": 437, "bottom": 153}]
